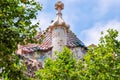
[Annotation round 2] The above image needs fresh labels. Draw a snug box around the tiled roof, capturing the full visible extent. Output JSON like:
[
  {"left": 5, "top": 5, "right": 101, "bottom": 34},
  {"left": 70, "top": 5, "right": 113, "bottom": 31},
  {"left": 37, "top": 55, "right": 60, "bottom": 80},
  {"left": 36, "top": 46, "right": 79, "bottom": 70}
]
[
  {"left": 21, "top": 29, "right": 87, "bottom": 53},
  {"left": 67, "top": 31, "right": 86, "bottom": 48},
  {"left": 38, "top": 31, "right": 52, "bottom": 50},
  {"left": 19, "top": 1, "right": 87, "bottom": 54},
  {"left": 22, "top": 31, "right": 52, "bottom": 53}
]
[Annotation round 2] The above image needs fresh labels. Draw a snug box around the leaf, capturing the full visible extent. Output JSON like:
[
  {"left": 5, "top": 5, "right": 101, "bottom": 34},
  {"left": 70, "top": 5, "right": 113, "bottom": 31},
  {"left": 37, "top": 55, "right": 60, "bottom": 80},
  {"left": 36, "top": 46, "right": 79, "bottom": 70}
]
[{"left": 0, "top": 14, "right": 2, "bottom": 16}]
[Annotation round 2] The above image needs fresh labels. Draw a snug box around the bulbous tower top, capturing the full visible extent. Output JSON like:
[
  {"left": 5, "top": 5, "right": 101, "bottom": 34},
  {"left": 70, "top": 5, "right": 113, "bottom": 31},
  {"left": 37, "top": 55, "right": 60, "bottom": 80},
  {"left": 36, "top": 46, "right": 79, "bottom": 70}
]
[
  {"left": 49, "top": 1, "right": 69, "bottom": 31},
  {"left": 55, "top": 1, "right": 64, "bottom": 14}
]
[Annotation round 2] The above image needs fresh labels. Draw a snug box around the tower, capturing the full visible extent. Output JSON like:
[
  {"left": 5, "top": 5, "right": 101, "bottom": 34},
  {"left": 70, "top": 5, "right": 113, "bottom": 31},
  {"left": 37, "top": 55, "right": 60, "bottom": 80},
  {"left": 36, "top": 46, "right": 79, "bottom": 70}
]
[
  {"left": 17, "top": 1, "right": 87, "bottom": 60},
  {"left": 49, "top": 1, "right": 69, "bottom": 58},
  {"left": 16, "top": 1, "right": 87, "bottom": 77}
]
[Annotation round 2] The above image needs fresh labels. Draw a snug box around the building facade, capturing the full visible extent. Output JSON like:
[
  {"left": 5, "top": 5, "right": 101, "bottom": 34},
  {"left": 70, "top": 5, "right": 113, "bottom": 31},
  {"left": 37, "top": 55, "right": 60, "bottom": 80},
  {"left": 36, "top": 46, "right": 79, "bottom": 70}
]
[{"left": 17, "top": 1, "right": 87, "bottom": 77}]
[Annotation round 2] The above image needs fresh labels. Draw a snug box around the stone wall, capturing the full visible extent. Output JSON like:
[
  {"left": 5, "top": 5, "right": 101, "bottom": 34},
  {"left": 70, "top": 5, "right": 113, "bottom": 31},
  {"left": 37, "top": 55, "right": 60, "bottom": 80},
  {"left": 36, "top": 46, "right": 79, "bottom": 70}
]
[
  {"left": 52, "top": 26, "right": 67, "bottom": 58},
  {"left": 18, "top": 50, "right": 52, "bottom": 77},
  {"left": 71, "top": 47, "right": 86, "bottom": 59}
]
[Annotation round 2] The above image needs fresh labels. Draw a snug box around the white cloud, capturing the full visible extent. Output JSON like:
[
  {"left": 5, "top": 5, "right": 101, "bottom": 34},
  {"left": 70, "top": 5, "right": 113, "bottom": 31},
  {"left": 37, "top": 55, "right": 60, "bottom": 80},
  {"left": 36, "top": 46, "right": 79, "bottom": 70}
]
[
  {"left": 80, "top": 20, "right": 120, "bottom": 46},
  {"left": 33, "top": 0, "right": 82, "bottom": 31},
  {"left": 93, "top": 0, "right": 120, "bottom": 17},
  {"left": 33, "top": 0, "right": 120, "bottom": 46},
  {"left": 38, "top": 12, "right": 54, "bottom": 30},
  {"left": 31, "top": 12, "right": 54, "bottom": 31}
]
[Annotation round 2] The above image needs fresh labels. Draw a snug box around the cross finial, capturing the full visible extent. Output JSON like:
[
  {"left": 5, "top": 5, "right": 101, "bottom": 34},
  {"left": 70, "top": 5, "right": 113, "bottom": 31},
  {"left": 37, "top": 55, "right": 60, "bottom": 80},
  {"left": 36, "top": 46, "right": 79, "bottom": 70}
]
[{"left": 55, "top": 1, "right": 64, "bottom": 15}]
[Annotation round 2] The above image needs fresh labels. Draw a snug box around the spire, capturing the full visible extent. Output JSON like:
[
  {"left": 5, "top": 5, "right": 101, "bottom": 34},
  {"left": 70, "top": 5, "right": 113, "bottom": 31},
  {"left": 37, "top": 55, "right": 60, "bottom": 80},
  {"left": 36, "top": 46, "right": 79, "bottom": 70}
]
[
  {"left": 49, "top": 1, "right": 69, "bottom": 30},
  {"left": 55, "top": 1, "right": 64, "bottom": 16}
]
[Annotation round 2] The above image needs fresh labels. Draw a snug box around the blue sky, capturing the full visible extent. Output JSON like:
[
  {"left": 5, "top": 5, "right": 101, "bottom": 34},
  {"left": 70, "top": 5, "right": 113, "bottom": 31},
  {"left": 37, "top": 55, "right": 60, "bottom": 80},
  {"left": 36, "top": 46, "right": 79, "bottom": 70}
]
[{"left": 33, "top": 0, "right": 120, "bottom": 46}]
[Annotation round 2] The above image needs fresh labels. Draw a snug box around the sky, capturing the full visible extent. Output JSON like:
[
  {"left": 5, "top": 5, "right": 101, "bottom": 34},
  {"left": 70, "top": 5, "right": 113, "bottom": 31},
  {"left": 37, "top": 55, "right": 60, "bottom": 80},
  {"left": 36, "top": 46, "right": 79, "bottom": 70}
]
[{"left": 33, "top": 0, "right": 120, "bottom": 46}]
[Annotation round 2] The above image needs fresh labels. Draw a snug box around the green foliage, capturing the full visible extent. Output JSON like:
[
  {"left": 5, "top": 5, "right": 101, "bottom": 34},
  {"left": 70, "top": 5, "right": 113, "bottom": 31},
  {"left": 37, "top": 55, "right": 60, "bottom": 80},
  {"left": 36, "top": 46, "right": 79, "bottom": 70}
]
[
  {"left": 36, "top": 47, "right": 81, "bottom": 80},
  {"left": 0, "top": 0, "right": 42, "bottom": 79},
  {"left": 36, "top": 29, "right": 120, "bottom": 80},
  {"left": 83, "top": 29, "right": 120, "bottom": 80}
]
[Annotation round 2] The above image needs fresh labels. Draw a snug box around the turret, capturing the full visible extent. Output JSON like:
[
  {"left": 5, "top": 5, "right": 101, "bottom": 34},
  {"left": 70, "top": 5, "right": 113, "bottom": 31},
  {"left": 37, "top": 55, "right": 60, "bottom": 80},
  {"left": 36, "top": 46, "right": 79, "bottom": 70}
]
[{"left": 49, "top": 1, "right": 69, "bottom": 58}]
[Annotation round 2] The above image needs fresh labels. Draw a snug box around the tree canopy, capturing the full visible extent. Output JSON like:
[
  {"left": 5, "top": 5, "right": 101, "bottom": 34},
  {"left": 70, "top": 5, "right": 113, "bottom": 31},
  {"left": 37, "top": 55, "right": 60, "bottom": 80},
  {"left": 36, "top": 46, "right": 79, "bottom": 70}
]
[
  {"left": 36, "top": 29, "right": 120, "bottom": 80},
  {"left": 82, "top": 29, "right": 120, "bottom": 80},
  {"left": 0, "top": 0, "right": 42, "bottom": 79},
  {"left": 36, "top": 47, "right": 80, "bottom": 80}
]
